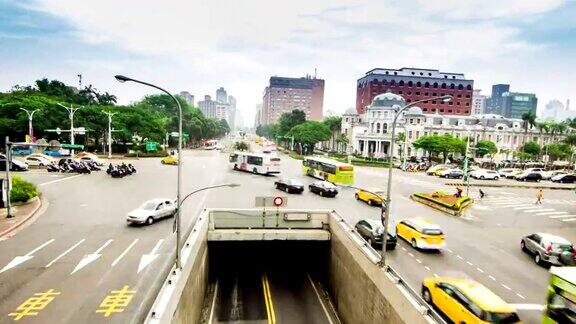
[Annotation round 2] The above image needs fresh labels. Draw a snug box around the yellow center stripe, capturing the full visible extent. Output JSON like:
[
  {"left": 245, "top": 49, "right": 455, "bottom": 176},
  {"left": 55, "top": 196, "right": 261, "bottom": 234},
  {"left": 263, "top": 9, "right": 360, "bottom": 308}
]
[{"left": 261, "top": 272, "right": 276, "bottom": 324}]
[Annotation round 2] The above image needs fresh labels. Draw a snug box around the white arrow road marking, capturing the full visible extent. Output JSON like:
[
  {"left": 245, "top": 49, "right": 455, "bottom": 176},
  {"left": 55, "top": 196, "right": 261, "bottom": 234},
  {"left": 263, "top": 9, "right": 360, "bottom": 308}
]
[
  {"left": 137, "top": 239, "right": 164, "bottom": 273},
  {"left": 71, "top": 239, "right": 113, "bottom": 274},
  {"left": 112, "top": 239, "right": 139, "bottom": 267},
  {"left": 0, "top": 239, "right": 55, "bottom": 273},
  {"left": 46, "top": 239, "right": 85, "bottom": 268}
]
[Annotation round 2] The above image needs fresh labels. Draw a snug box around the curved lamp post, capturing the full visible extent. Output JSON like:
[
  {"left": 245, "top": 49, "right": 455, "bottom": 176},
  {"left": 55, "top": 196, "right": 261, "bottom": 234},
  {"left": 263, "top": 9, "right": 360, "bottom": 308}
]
[
  {"left": 114, "top": 75, "right": 185, "bottom": 269},
  {"left": 380, "top": 94, "right": 452, "bottom": 268},
  {"left": 19, "top": 108, "right": 39, "bottom": 143}
]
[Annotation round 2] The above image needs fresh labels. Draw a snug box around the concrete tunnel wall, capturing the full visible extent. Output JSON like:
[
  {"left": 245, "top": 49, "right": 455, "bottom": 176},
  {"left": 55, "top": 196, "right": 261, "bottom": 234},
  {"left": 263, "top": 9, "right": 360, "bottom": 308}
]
[{"left": 328, "top": 215, "right": 430, "bottom": 324}]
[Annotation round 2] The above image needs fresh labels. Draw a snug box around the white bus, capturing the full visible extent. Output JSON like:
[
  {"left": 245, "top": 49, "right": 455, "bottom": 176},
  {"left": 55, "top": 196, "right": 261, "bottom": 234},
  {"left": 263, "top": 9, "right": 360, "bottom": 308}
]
[{"left": 229, "top": 152, "right": 281, "bottom": 175}]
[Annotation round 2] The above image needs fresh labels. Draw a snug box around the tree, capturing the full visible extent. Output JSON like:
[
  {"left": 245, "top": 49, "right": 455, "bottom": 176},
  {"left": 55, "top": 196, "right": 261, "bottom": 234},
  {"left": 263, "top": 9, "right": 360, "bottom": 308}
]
[
  {"left": 521, "top": 141, "right": 540, "bottom": 158},
  {"left": 412, "top": 134, "right": 466, "bottom": 162},
  {"left": 475, "top": 140, "right": 497, "bottom": 157},
  {"left": 287, "top": 121, "right": 331, "bottom": 154},
  {"left": 255, "top": 124, "right": 278, "bottom": 138},
  {"left": 233, "top": 141, "right": 249, "bottom": 151},
  {"left": 336, "top": 133, "right": 348, "bottom": 153},
  {"left": 520, "top": 111, "right": 537, "bottom": 161},
  {"left": 322, "top": 116, "right": 342, "bottom": 151},
  {"left": 544, "top": 143, "right": 572, "bottom": 162},
  {"left": 218, "top": 119, "right": 230, "bottom": 136},
  {"left": 278, "top": 109, "right": 306, "bottom": 136}
]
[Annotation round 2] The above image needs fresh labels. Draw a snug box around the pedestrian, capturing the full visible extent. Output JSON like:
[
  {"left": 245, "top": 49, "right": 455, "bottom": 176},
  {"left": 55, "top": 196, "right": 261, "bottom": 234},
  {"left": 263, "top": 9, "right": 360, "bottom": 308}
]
[
  {"left": 535, "top": 189, "right": 544, "bottom": 205},
  {"left": 479, "top": 189, "right": 485, "bottom": 199},
  {"left": 455, "top": 186, "right": 463, "bottom": 198}
]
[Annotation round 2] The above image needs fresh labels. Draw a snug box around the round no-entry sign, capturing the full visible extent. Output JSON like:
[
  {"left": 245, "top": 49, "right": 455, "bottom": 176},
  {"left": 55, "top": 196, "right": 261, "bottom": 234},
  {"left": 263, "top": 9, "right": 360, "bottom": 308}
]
[{"left": 273, "top": 196, "right": 284, "bottom": 207}]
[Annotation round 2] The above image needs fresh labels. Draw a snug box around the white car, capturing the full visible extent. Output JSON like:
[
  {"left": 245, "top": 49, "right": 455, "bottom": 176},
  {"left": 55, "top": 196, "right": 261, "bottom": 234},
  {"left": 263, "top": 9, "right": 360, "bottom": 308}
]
[
  {"left": 541, "top": 170, "right": 566, "bottom": 180},
  {"left": 76, "top": 156, "right": 104, "bottom": 166},
  {"left": 126, "top": 198, "right": 177, "bottom": 225},
  {"left": 469, "top": 169, "right": 500, "bottom": 180},
  {"left": 23, "top": 155, "right": 52, "bottom": 167}
]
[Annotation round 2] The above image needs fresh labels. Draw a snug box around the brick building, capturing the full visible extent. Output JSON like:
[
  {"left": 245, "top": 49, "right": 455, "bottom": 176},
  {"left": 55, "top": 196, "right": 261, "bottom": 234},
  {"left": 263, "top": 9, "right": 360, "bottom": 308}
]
[
  {"left": 356, "top": 67, "right": 474, "bottom": 116},
  {"left": 261, "top": 76, "right": 324, "bottom": 125}
]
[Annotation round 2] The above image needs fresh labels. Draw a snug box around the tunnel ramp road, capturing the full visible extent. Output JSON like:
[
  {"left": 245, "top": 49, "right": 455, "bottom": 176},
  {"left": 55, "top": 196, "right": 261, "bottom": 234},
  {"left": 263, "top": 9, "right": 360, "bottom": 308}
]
[{"left": 141, "top": 209, "right": 445, "bottom": 324}]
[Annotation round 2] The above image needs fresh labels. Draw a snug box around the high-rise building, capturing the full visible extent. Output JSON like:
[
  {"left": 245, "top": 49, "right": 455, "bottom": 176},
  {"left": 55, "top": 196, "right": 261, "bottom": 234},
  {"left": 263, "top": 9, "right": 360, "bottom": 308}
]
[
  {"left": 261, "top": 75, "right": 324, "bottom": 125},
  {"left": 179, "top": 91, "right": 195, "bottom": 106},
  {"left": 501, "top": 92, "right": 537, "bottom": 119},
  {"left": 216, "top": 87, "right": 228, "bottom": 104},
  {"left": 198, "top": 95, "right": 217, "bottom": 118},
  {"left": 472, "top": 89, "right": 487, "bottom": 115},
  {"left": 228, "top": 95, "right": 237, "bottom": 130},
  {"left": 356, "top": 67, "right": 474, "bottom": 115},
  {"left": 486, "top": 84, "right": 510, "bottom": 114},
  {"left": 255, "top": 104, "right": 262, "bottom": 127}
]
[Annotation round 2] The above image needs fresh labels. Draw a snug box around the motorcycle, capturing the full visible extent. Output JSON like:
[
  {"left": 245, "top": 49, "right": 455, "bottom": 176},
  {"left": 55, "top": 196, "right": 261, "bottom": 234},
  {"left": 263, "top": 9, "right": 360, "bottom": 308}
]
[{"left": 47, "top": 163, "right": 59, "bottom": 172}]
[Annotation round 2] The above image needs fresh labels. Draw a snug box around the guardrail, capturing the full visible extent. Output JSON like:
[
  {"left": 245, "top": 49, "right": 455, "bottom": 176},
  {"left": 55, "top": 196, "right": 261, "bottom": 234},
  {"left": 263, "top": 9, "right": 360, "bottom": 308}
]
[{"left": 208, "top": 208, "right": 329, "bottom": 229}]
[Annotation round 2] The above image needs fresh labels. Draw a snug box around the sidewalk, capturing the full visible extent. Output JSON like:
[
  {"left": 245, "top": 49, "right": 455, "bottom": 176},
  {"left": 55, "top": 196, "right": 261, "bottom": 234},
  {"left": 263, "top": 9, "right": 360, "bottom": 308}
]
[{"left": 0, "top": 197, "right": 43, "bottom": 238}]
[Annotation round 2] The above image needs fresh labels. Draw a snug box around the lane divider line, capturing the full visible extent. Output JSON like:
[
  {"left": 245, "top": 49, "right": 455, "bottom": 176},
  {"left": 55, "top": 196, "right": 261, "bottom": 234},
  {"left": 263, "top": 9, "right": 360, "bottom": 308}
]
[
  {"left": 46, "top": 239, "right": 85, "bottom": 268},
  {"left": 207, "top": 281, "right": 219, "bottom": 324},
  {"left": 112, "top": 239, "right": 139, "bottom": 267},
  {"left": 38, "top": 174, "right": 83, "bottom": 186},
  {"left": 307, "top": 274, "right": 335, "bottom": 324},
  {"left": 261, "top": 272, "right": 276, "bottom": 324}
]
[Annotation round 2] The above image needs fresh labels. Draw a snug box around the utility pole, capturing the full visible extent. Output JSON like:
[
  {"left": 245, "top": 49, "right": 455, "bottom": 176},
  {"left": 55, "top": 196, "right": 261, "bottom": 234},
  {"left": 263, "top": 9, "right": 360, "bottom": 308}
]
[
  {"left": 19, "top": 108, "right": 39, "bottom": 143},
  {"left": 4, "top": 136, "right": 13, "bottom": 218},
  {"left": 463, "top": 136, "right": 470, "bottom": 196},
  {"left": 103, "top": 112, "right": 117, "bottom": 159},
  {"left": 57, "top": 103, "right": 83, "bottom": 156}
]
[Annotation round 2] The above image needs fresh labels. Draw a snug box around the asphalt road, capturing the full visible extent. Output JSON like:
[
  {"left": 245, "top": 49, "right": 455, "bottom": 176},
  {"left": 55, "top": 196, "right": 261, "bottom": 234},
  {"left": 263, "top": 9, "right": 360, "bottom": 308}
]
[{"left": 1, "top": 147, "right": 575, "bottom": 323}]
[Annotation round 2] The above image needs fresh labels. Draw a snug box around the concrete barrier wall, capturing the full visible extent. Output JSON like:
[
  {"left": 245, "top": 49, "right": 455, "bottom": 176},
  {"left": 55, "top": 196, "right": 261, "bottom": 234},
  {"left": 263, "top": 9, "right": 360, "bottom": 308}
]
[{"left": 328, "top": 215, "right": 432, "bottom": 324}]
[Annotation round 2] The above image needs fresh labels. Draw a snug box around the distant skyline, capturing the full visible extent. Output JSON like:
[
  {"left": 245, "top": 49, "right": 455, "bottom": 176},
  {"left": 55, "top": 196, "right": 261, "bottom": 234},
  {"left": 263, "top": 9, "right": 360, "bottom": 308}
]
[{"left": 1, "top": 0, "right": 575, "bottom": 124}]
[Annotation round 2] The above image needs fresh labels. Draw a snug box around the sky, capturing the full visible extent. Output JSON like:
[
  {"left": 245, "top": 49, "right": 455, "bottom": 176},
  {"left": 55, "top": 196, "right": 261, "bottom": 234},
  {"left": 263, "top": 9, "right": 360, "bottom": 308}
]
[{"left": 1, "top": 0, "right": 576, "bottom": 126}]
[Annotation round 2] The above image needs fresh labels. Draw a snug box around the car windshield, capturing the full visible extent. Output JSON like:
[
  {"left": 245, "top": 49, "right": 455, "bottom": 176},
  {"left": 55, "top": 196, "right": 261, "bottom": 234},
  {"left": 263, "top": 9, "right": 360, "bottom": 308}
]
[
  {"left": 422, "top": 229, "right": 443, "bottom": 235},
  {"left": 140, "top": 202, "right": 158, "bottom": 210},
  {"left": 288, "top": 180, "right": 303, "bottom": 186},
  {"left": 321, "top": 182, "right": 336, "bottom": 188}
]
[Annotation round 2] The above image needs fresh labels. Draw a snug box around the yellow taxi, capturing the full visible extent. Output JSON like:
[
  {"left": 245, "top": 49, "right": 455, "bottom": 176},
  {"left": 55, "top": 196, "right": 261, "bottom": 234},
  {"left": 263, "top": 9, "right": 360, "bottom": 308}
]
[
  {"left": 161, "top": 155, "right": 178, "bottom": 165},
  {"left": 421, "top": 277, "right": 521, "bottom": 323},
  {"left": 433, "top": 166, "right": 452, "bottom": 176},
  {"left": 395, "top": 218, "right": 445, "bottom": 250},
  {"left": 355, "top": 188, "right": 385, "bottom": 206}
]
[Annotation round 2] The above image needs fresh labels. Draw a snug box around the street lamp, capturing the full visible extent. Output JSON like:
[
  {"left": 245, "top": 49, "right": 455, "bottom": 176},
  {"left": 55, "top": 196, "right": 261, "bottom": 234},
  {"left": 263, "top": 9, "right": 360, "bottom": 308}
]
[
  {"left": 103, "top": 112, "right": 117, "bottom": 159},
  {"left": 19, "top": 108, "right": 39, "bottom": 143},
  {"left": 57, "top": 103, "right": 83, "bottom": 156},
  {"left": 114, "top": 74, "right": 186, "bottom": 268},
  {"left": 181, "top": 183, "right": 240, "bottom": 205},
  {"left": 381, "top": 94, "right": 452, "bottom": 268}
]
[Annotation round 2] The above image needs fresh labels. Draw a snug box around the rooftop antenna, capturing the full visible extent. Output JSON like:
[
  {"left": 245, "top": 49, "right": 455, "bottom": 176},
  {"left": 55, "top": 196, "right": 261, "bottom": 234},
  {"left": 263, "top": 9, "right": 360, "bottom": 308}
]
[{"left": 314, "top": 68, "right": 317, "bottom": 79}]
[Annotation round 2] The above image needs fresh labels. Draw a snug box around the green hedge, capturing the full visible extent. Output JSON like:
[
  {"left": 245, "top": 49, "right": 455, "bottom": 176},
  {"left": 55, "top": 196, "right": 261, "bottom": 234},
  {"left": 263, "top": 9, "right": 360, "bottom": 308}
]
[
  {"left": 413, "top": 191, "right": 472, "bottom": 211},
  {"left": 125, "top": 150, "right": 169, "bottom": 158},
  {"left": 10, "top": 176, "right": 39, "bottom": 203}
]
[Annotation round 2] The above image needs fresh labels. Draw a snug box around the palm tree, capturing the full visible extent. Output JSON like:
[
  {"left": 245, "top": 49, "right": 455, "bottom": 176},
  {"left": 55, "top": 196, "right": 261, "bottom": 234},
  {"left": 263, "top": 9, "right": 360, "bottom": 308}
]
[
  {"left": 536, "top": 121, "right": 550, "bottom": 161},
  {"left": 520, "top": 111, "right": 537, "bottom": 163}
]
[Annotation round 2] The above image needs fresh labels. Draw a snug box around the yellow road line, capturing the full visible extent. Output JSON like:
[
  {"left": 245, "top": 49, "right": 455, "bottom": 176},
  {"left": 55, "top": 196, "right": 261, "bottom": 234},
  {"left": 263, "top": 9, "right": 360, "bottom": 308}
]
[{"left": 261, "top": 272, "right": 276, "bottom": 324}]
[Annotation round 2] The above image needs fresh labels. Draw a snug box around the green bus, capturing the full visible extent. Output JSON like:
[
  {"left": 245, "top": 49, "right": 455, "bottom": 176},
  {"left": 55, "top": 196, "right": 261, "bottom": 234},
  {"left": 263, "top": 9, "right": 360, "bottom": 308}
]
[
  {"left": 543, "top": 266, "right": 576, "bottom": 323},
  {"left": 302, "top": 156, "right": 354, "bottom": 185}
]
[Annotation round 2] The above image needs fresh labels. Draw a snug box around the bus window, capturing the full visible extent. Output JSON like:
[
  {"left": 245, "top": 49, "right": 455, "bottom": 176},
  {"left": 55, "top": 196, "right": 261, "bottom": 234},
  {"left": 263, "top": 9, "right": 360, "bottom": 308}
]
[
  {"left": 320, "top": 163, "right": 337, "bottom": 174},
  {"left": 247, "top": 155, "right": 263, "bottom": 166},
  {"left": 303, "top": 160, "right": 309, "bottom": 167}
]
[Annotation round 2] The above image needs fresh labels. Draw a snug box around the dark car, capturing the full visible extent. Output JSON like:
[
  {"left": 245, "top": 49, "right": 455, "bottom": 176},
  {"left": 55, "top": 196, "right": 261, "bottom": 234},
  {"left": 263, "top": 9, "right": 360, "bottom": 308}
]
[
  {"left": 521, "top": 233, "right": 575, "bottom": 266},
  {"left": 274, "top": 179, "right": 304, "bottom": 194},
  {"left": 551, "top": 174, "right": 576, "bottom": 184},
  {"left": 355, "top": 219, "right": 397, "bottom": 250},
  {"left": 439, "top": 169, "right": 464, "bottom": 179},
  {"left": 515, "top": 172, "right": 542, "bottom": 182},
  {"left": 0, "top": 157, "right": 28, "bottom": 171},
  {"left": 309, "top": 181, "right": 338, "bottom": 197}
]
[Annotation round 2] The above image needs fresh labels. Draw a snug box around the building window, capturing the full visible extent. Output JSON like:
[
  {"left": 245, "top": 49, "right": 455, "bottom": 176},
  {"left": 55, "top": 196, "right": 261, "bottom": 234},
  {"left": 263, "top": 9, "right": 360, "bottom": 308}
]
[
  {"left": 399, "top": 90, "right": 403, "bottom": 94},
  {"left": 385, "top": 71, "right": 389, "bottom": 74},
  {"left": 457, "top": 94, "right": 462, "bottom": 98},
  {"left": 394, "top": 72, "right": 398, "bottom": 75},
  {"left": 408, "top": 81, "right": 413, "bottom": 87},
  {"left": 411, "top": 71, "right": 415, "bottom": 75},
  {"left": 390, "top": 80, "right": 395, "bottom": 85},
  {"left": 408, "top": 91, "right": 412, "bottom": 95},
  {"left": 458, "top": 84, "right": 464, "bottom": 90},
  {"left": 450, "top": 83, "right": 455, "bottom": 89},
  {"left": 345, "top": 117, "right": 349, "bottom": 122},
  {"left": 399, "top": 80, "right": 405, "bottom": 86},
  {"left": 383, "top": 79, "right": 388, "bottom": 85},
  {"left": 466, "top": 103, "right": 470, "bottom": 106},
  {"left": 417, "top": 81, "right": 422, "bottom": 87},
  {"left": 416, "top": 92, "right": 420, "bottom": 95},
  {"left": 376, "top": 123, "right": 381, "bottom": 133},
  {"left": 448, "top": 110, "right": 453, "bottom": 113},
  {"left": 424, "top": 82, "right": 429, "bottom": 88},
  {"left": 408, "top": 131, "right": 413, "bottom": 139},
  {"left": 433, "top": 82, "right": 438, "bottom": 88},
  {"left": 466, "top": 94, "right": 470, "bottom": 98},
  {"left": 456, "top": 102, "right": 460, "bottom": 105},
  {"left": 441, "top": 83, "right": 447, "bottom": 89},
  {"left": 466, "top": 85, "right": 472, "bottom": 90},
  {"left": 383, "top": 124, "right": 388, "bottom": 133}
]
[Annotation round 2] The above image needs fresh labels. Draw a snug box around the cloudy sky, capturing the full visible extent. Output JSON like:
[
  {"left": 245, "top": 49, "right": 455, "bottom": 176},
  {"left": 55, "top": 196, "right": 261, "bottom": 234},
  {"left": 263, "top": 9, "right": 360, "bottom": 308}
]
[{"left": 1, "top": 0, "right": 575, "bottom": 125}]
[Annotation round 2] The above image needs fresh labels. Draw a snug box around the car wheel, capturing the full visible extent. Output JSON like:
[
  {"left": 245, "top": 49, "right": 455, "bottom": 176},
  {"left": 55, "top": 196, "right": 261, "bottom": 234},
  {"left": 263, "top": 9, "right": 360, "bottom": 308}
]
[
  {"left": 146, "top": 217, "right": 154, "bottom": 225},
  {"left": 537, "top": 179, "right": 541, "bottom": 182},
  {"left": 422, "top": 287, "right": 432, "bottom": 304},
  {"left": 521, "top": 240, "right": 528, "bottom": 252},
  {"left": 480, "top": 176, "right": 485, "bottom": 180},
  {"left": 368, "top": 199, "right": 373, "bottom": 206},
  {"left": 233, "top": 164, "right": 238, "bottom": 170},
  {"left": 534, "top": 253, "right": 542, "bottom": 265},
  {"left": 411, "top": 239, "right": 417, "bottom": 249},
  {"left": 367, "top": 238, "right": 373, "bottom": 246},
  {"left": 161, "top": 160, "right": 166, "bottom": 164},
  {"left": 355, "top": 193, "right": 360, "bottom": 200},
  {"left": 252, "top": 168, "right": 258, "bottom": 174},
  {"left": 319, "top": 191, "right": 324, "bottom": 197},
  {"left": 494, "top": 177, "right": 499, "bottom": 180}
]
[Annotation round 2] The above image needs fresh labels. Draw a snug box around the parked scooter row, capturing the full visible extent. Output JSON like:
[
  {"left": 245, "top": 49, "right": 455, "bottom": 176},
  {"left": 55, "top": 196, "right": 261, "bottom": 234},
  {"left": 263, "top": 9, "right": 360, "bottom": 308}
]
[
  {"left": 47, "top": 159, "right": 101, "bottom": 174},
  {"left": 106, "top": 163, "right": 137, "bottom": 178}
]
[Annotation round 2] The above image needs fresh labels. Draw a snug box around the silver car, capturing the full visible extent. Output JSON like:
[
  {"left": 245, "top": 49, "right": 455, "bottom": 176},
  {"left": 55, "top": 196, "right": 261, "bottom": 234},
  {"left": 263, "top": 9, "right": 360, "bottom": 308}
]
[
  {"left": 521, "top": 233, "right": 574, "bottom": 266},
  {"left": 126, "top": 198, "right": 177, "bottom": 225}
]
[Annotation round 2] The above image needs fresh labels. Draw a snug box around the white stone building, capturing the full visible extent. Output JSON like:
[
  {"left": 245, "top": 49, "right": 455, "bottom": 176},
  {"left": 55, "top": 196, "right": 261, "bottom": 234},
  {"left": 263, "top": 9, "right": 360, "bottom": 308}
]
[{"left": 342, "top": 92, "right": 559, "bottom": 160}]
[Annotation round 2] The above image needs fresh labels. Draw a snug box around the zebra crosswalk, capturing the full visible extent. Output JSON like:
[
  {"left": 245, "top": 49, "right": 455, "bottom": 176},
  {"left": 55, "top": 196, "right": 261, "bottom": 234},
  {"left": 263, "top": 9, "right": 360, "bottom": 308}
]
[{"left": 475, "top": 196, "right": 576, "bottom": 223}]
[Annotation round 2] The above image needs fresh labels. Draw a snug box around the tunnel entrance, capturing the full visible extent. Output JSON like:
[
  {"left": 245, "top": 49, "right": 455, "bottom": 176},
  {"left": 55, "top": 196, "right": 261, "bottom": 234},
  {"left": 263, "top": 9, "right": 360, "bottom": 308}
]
[{"left": 205, "top": 241, "right": 336, "bottom": 324}]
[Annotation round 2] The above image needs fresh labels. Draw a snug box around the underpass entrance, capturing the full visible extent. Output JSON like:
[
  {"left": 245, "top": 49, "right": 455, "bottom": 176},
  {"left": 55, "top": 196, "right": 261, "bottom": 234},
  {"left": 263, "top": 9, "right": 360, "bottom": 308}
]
[{"left": 205, "top": 241, "right": 336, "bottom": 324}]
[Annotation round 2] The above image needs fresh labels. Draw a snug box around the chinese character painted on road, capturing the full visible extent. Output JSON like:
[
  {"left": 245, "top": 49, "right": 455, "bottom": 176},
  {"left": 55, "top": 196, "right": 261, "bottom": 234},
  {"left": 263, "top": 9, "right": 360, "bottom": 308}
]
[
  {"left": 95, "top": 285, "right": 136, "bottom": 317},
  {"left": 8, "top": 289, "right": 61, "bottom": 321}
]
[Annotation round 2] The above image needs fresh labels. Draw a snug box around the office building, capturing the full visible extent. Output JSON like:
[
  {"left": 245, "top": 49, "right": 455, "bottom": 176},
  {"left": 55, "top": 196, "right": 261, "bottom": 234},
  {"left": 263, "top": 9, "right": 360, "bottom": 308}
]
[
  {"left": 356, "top": 67, "right": 474, "bottom": 115},
  {"left": 198, "top": 95, "right": 217, "bottom": 118},
  {"left": 179, "top": 91, "right": 195, "bottom": 106},
  {"left": 472, "top": 89, "right": 487, "bottom": 115},
  {"left": 216, "top": 87, "right": 228, "bottom": 104},
  {"left": 502, "top": 92, "right": 537, "bottom": 119},
  {"left": 486, "top": 84, "right": 510, "bottom": 114},
  {"left": 261, "top": 75, "right": 325, "bottom": 124}
]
